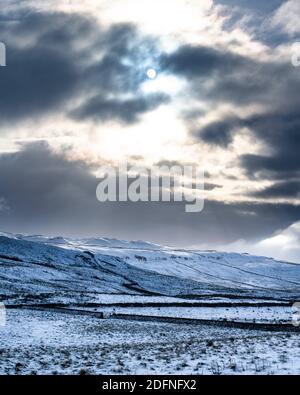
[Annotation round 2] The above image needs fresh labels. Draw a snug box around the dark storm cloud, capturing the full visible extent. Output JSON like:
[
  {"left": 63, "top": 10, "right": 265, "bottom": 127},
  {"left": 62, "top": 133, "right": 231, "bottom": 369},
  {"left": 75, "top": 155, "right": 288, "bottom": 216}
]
[
  {"left": 0, "top": 141, "right": 97, "bottom": 209},
  {"left": 162, "top": 40, "right": 300, "bottom": 187},
  {"left": 214, "top": 0, "right": 287, "bottom": 46},
  {"left": 215, "top": 0, "right": 284, "bottom": 13},
  {"left": 162, "top": 43, "right": 300, "bottom": 108},
  {"left": 0, "top": 13, "right": 91, "bottom": 122},
  {"left": 71, "top": 93, "right": 169, "bottom": 124},
  {"left": 0, "top": 141, "right": 101, "bottom": 235},
  {"left": 252, "top": 180, "right": 300, "bottom": 199},
  {"left": 0, "top": 44, "right": 80, "bottom": 121},
  {"left": 1, "top": 142, "right": 300, "bottom": 246},
  {"left": 196, "top": 117, "right": 242, "bottom": 147},
  {"left": 161, "top": 45, "right": 249, "bottom": 78},
  {"left": 239, "top": 110, "right": 300, "bottom": 179},
  {"left": 83, "top": 22, "right": 160, "bottom": 94},
  {"left": 0, "top": 12, "right": 167, "bottom": 125},
  {"left": 241, "top": 152, "right": 300, "bottom": 179},
  {"left": 191, "top": 108, "right": 300, "bottom": 183},
  {"left": 191, "top": 108, "right": 300, "bottom": 179}
]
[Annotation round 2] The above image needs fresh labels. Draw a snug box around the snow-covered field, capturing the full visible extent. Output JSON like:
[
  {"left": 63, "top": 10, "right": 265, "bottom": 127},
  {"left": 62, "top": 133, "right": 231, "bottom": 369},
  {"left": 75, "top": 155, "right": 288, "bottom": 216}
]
[
  {"left": 79, "top": 305, "right": 293, "bottom": 324},
  {"left": 0, "top": 232, "right": 299, "bottom": 375},
  {"left": 0, "top": 309, "right": 299, "bottom": 375}
]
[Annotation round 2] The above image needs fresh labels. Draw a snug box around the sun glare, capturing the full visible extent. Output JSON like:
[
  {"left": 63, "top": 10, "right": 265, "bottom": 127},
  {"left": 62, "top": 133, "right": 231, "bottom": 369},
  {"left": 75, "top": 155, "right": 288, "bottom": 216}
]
[{"left": 146, "top": 68, "right": 157, "bottom": 80}]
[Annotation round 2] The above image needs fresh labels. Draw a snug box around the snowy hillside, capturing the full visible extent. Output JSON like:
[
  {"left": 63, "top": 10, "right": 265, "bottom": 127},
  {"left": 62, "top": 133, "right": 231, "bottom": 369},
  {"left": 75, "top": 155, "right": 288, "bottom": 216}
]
[{"left": 0, "top": 232, "right": 299, "bottom": 303}]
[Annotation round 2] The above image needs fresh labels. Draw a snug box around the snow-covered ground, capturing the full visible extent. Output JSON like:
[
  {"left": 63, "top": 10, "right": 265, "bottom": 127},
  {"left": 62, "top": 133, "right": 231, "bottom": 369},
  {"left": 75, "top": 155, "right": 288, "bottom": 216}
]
[
  {"left": 0, "top": 309, "right": 299, "bottom": 375},
  {"left": 0, "top": 232, "right": 299, "bottom": 302},
  {"left": 58, "top": 294, "right": 286, "bottom": 306},
  {"left": 79, "top": 305, "right": 293, "bottom": 324},
  {"left": 0, "top": 232, "right": 299, "bottom": 375}
]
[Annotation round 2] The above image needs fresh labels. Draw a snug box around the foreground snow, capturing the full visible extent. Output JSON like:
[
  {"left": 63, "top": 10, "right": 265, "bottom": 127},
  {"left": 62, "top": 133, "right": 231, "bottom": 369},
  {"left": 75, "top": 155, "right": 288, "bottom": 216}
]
[
  {"left": 0, "top": 232, "right": 299, "bottom": 375},
  {"left": 0, "top": 309, "right": 299, "bottom": 375}
]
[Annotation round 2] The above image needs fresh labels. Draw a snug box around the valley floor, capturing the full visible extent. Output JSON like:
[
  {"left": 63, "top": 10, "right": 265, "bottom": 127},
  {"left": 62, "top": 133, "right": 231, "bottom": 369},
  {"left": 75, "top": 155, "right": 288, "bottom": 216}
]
[{"left": 0, "top": 308, "right": 299, "bottom": 375}]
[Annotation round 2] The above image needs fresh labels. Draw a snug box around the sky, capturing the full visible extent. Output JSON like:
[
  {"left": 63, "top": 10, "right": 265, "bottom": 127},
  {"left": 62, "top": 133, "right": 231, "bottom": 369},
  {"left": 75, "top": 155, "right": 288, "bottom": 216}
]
[{"left": 0, "top": 0, "right": 300, "bottom": 262}]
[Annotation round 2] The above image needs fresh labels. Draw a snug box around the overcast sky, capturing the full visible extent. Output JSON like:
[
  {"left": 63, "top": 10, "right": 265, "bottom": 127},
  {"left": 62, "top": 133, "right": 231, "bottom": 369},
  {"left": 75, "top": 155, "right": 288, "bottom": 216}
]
[{"left": 0, "top": 0, "right": 300, "bottom": 262}]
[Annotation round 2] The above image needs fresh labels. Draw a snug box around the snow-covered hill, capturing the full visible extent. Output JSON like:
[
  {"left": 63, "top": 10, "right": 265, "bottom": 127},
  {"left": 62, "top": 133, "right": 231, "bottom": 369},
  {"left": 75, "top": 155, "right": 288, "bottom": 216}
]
[{"left": 0, "top": 232, "right": 299, "bottom": 303}]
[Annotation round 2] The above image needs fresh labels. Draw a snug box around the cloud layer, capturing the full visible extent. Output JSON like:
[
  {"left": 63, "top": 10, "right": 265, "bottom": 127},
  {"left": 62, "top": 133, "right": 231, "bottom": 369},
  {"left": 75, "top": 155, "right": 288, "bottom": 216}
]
[
  {"left": 0, "top": 12, "right": 168, "bottom": 125},
  {"left": 0, "top": 1, "right": 300, "bottom": 261}
]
